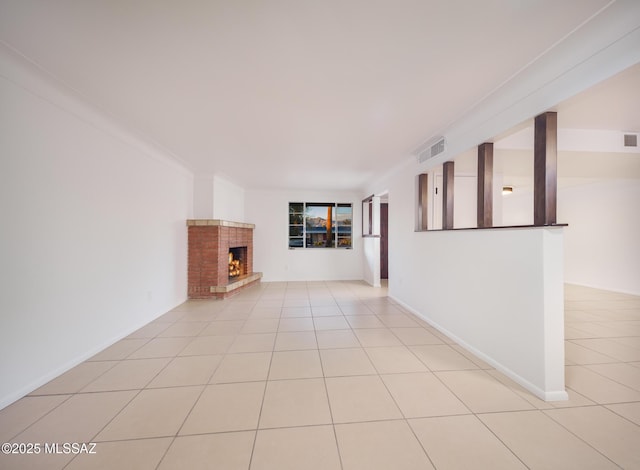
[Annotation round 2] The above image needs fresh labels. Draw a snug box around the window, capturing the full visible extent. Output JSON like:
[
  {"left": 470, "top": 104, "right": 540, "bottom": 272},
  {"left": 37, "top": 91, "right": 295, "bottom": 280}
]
[{"left": 289, "top": 202, "right": 352, "bottom": 249}]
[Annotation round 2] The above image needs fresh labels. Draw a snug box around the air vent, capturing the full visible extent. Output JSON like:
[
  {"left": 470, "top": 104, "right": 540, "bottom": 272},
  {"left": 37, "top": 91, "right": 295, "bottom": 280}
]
[
  {"left": 623, "top": 133, "right": 638, "bottom": 147},
  {"left": 416, "top": 136, "right": 446, "bottom": 163}
]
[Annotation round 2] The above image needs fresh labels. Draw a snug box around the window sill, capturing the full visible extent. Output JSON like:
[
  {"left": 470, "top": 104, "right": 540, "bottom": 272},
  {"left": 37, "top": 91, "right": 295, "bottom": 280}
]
[{"left": 288, "top": 247, "right": 353, "bottom": 250}]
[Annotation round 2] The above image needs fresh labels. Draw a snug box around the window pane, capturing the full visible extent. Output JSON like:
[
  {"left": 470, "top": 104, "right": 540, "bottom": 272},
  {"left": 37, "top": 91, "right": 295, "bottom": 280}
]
[
  {"left": 290, "top": 202, "right": 304, "bottom": 213},
  {"left": 289, "top": 203, "right": 305, "bottom": 248},
  {"left": 305, "top": 204, "right": 332, "bottom": 227},
  {"left": 336, "top": 204, "right": 352, "bottom": 225},
  {"left": 337, "top": 237, "right": 351, "bottom": 247},
  {"left": 305, "top": 204, "right": 334, "bottom": 248},
  {"left": 289, "top": 238, "right": 303, "bottom": 248},
  {"left": 337, "top": 204, "right": 352, "bottom": 248}
]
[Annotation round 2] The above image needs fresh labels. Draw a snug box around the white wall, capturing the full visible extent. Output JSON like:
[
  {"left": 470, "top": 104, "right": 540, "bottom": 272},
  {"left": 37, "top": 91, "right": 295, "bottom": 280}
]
[
  {"left": 193, "top": 174, "right": 245, "bottom": 222},
  {"left": 362, "top": 237, "right": 380, "bottom": 287},
  {"left": 245, "top": 189, "right": 363, "bottom": 282},
  {"left": 0, "top": 47, "right": 192, "bottom": 408},
  {"left": 500, "top": 188, "right": 534, "bottom": 226},
  {"left": 393, "top": 227, "right": 566, "bottom": 400},
  {"left": 365, "top": 160, "right": 567, "bottom": 400},
  {"left": 497, "top": 176, "right": 640, "bottom": 295},
  {"left": 193, "top": 175, "right": 214, "bottom": 218},
  {"left": 213, "top": 175, "right": 245, "bottom": 222},
  {"left": 559, "top": 179, "right": 640, "bottom": 295}
]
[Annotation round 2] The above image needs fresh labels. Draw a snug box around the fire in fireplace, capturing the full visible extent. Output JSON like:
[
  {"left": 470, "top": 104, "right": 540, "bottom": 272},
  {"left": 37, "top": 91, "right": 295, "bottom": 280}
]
[{"left": 228, "top": 247, "right": 246, "bottom": 279}]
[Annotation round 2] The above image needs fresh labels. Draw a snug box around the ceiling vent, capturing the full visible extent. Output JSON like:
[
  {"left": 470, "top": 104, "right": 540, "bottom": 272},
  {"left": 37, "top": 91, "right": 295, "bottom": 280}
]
[
  {"left": 623, "top": 133, "right": 638, "bottom": 147},
  {"left": 416, "top": 136, "right": 446, "bottom": 163}
]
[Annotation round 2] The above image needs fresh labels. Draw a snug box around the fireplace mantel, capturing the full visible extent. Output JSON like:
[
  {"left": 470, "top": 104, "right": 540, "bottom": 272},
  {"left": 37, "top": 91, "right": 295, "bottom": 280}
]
[
  {"left": 187, "top": 220, "right": 261, "bottom": 299},
  {"left": 186, "top": 219, "right": 255, "bottom": 229}
]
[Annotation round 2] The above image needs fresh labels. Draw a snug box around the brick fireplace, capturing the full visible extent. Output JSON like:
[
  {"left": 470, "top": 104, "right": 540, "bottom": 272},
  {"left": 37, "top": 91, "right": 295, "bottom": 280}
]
[{"left": 187, "top": 220, "right": 262, "bottom": 299}]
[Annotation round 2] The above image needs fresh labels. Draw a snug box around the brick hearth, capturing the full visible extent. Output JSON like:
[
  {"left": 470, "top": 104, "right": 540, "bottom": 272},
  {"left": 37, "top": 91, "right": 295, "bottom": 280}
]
[{"left": 187, "top": 220, "right": 262, "bottom": 299}]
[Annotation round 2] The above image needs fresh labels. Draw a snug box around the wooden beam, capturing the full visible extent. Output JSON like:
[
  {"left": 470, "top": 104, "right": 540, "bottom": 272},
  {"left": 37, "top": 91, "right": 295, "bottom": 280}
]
[
  {"left": 534, "top": 112, "right": 558, "bottom": 225},
  {"left": 442, "top": 161, "right": 455, "bottom": 230},
  {"left": 417, "top": 173, "right": 428, "bottom": 231},
  {"left": 477, "top": 143, "right": 494, "bottom": 228}
]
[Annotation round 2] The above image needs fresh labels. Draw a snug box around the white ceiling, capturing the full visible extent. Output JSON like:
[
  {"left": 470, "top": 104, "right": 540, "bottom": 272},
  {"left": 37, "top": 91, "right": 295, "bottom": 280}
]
[
  {"left": 1, "top": 0, "right": 637, "bottom": 191},
  {"left": 444, "top": 62, "right": 640, "bottom": 181}
]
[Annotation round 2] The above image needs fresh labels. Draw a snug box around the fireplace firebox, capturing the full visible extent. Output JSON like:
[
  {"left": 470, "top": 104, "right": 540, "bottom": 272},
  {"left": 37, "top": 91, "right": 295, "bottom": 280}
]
[{"left": 229, "top": 247, "right": 247, "bottom": 279}]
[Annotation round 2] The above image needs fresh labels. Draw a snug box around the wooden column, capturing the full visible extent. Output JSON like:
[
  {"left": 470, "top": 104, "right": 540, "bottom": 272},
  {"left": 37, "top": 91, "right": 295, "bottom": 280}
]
[
  {"left": 477, "top": 143, "right": 493, "bottom": 228},
  {"left": 534, "top": 112, "right": 557, "bottom": 225},
  {"left": 417, "top": 173, "right": 428, "bottom": 231},
  {"left": 442, "top": 161, "right": 455, "bottom": 230}
]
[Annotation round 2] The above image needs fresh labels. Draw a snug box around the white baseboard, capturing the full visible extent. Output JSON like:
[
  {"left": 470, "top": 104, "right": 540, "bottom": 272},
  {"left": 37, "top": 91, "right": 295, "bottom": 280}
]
[
  {"left": 565, "top": 281, "right": 640, "bottom": 297},
  {"left": 389, "top": 294, "right": 568, "bottom": 402},
  {"left": 0, "top": 299, "right": 186, "bottom": 411}
]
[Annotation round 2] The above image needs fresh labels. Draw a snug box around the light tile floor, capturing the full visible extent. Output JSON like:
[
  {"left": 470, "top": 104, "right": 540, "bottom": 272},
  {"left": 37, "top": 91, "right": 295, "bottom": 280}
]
[{"left": 1, "top": 281, "right": 639, "bottom": 469}]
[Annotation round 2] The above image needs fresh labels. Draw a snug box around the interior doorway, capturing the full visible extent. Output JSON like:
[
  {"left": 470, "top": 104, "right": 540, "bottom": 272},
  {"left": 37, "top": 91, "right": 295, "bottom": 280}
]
[{"left": 363, "top": 191, "right": 389, "bottom": 287}]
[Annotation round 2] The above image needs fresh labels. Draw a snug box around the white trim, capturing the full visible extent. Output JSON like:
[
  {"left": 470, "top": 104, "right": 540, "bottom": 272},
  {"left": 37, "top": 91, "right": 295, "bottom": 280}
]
[{"left": 0, "top": 42, "right": 193, "bottom": 178}]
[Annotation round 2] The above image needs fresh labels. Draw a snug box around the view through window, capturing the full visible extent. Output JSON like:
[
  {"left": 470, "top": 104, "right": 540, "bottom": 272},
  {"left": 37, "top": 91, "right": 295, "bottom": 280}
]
[{"left": 289, "top": 202, "right": 352, "bottom": 248}]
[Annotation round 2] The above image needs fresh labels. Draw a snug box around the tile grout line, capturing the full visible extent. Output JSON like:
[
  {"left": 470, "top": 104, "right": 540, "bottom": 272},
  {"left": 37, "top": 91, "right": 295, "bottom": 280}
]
[
  {"left": 154, "top": 336, "right": 229, "bottom": 470},
  {"left": 580, "top": 363, "right": 640, "bottom": 393},
  {"left": 315, "top": 284, "right": 345, "bottom": 470},
  {"left": 541, "top": 407, "right": 625, "bottom": 469},
  {"left": 77, "top": 303, "right": 227, "bottom": 469},
  {"left": 373, "top": 356, "right": 439, "bottom": 469},
  {"left": 472, "top": 410, "right": 533, "bottom": 470},
  {"left": 246, "top": 287, "right": 279, "bottom": 470}
]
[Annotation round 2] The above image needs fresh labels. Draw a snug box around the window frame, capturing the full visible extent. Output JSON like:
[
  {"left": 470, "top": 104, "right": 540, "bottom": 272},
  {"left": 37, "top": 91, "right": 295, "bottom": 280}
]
[{"left": 289, "top": 202, "right": 353, "bottom": 249}]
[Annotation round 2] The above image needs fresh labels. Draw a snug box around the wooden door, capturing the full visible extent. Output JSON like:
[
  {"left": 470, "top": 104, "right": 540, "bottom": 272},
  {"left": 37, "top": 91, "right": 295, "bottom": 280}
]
[{"left": 380, "top": 203, "right": 388, "bottom": 279}]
